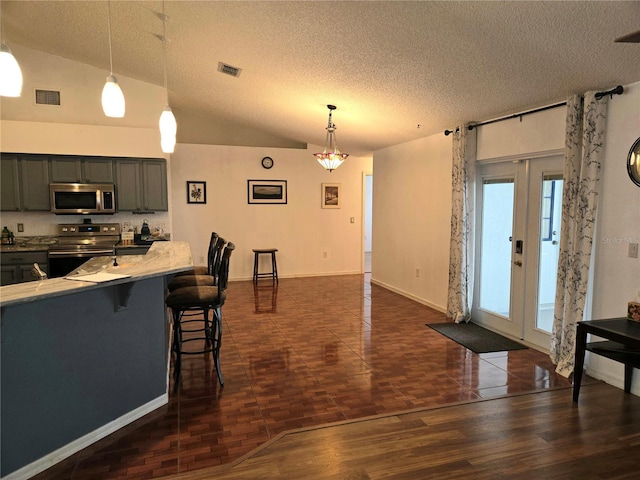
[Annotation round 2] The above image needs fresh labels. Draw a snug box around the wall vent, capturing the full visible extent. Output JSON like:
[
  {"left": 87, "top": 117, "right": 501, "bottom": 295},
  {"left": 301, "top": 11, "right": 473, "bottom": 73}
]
[
  {"left": 217, "top": 62, "right": 242, "bottom": 78},
  {"left": 35, "top": 89, "right": 61, "bottom": 106}
]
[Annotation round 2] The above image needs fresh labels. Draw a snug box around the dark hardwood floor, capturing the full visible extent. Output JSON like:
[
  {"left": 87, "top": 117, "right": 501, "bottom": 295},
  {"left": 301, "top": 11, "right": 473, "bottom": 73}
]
[
  {"left": 34, "top": 274, "right": 608, "bottom": 480},
  {"left": 162, "top": 382, "right": 640, "bottom": 480}
]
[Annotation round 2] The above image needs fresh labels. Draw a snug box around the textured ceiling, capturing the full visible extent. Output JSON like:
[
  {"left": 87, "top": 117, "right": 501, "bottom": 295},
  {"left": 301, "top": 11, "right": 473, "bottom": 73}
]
[{"left": 3, "top": 1, "right": 639, "bottom": 155}]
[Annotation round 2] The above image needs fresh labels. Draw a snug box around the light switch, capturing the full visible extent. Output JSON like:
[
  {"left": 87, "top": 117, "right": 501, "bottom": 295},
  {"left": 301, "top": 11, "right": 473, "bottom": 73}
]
[
  {"left": 350, "top": 217, "right": 355, "bottom": 224},
  {"left": 629, "top": 243, "right": 639, "bottom": 259}
]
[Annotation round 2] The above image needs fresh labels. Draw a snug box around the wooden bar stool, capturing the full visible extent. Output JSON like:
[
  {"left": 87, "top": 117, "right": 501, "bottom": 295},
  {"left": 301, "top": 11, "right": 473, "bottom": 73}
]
[{"left": 252, "top": 248, "right": 278, "bottom": 283}]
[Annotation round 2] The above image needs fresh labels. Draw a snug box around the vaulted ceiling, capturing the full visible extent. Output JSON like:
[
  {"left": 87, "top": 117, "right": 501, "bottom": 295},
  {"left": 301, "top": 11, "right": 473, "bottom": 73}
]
[{"left": 3, "top": 1, "right": 639, "bottom": 155}]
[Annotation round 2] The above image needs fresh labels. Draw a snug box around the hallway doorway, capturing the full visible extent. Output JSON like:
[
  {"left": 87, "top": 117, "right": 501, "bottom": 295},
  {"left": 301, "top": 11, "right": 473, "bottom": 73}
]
[{"left": 363, "top": 172, "right": 373, "bottom": 273}]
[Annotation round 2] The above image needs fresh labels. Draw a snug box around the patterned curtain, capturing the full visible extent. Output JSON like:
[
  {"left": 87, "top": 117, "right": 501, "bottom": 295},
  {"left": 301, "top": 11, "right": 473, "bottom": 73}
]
[
  {"left": 551, "top": 92, "right": 608, "bottom": 377},
  {"left": 447, "top": 125, "right": 475, "bottom": 323}
]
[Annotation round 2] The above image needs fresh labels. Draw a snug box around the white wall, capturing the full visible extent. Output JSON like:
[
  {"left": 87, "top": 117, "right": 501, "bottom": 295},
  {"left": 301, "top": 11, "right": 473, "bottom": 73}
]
[
  {"left": 372, "top": 134, "right": 452, "bottom": 312},
  {"left": 169, "top": 143, "right": 372, "bottom": 280},
  {"left": 476, "top": 106, "right": 565, "bottom": 160},
  {"left": 587, "top": 82, "right": 640, "bottom": 391}
]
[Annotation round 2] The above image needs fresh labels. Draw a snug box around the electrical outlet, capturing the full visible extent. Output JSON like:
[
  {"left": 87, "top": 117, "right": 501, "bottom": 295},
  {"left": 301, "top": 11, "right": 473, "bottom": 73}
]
[
  {"left": 199, "top": 256, "right": 205, "bottom": 263},
  {"left": 350, "top": 217, "right": 355, "bottom": 224},
  {"left": 17, "top": 223, "right": 24, "bottom": 233},
  {"left": 322, "top": 251, "right": 328, "bottom": 259},
  {"left": 629, "top": 243, "right": 639, "bottom": 259}
]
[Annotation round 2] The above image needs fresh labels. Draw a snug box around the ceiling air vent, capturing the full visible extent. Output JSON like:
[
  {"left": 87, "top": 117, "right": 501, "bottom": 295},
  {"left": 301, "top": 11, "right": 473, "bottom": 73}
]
[
  {"left": 35, "top": 89, "right": 61, "bottom": 106},
  {"left": 217, "top": 62, "right": 242, "bottom": 78}
]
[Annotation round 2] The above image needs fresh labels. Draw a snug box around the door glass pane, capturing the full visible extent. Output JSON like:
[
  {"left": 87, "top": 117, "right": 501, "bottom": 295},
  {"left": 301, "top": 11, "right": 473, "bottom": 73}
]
[
  {"left": 479, "top": 178, "right": 514, "bottom": 317},
  {"left": 536, "top": 174, "right": 563, "bottom": 332}
]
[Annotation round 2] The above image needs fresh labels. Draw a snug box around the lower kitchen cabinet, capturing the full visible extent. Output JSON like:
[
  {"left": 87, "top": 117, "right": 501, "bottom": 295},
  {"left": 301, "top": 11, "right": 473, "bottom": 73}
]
[{"left": 0, "top": 251, "right": 48, "bottom": 285}]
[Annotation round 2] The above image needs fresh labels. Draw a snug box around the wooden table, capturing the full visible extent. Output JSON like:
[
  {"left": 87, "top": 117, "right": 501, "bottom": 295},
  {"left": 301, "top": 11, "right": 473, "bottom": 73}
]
[{"left": 573, "top": 317, "right": 640, "bottom": 402}]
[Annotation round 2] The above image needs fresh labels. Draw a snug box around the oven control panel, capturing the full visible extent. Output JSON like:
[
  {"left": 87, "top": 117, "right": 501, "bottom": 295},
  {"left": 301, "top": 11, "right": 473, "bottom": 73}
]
[{"left": 57, "top": 223, "right": 121, "bottom": 236}]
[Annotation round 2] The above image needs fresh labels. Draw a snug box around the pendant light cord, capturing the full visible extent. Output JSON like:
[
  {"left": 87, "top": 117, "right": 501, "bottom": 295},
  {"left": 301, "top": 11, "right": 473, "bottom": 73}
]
[
  {"left": 162, "top": 0, "right": 168, "bottom": 94},
  {"left": 1, "top": 0, "right": 6, "bottom": 44},
  {"left": 107, "top": 0, "right": 114, "bottom": 74}
]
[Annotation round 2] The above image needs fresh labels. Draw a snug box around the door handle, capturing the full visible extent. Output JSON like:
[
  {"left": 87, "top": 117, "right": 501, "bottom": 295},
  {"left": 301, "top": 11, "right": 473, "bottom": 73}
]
[{"left": 514, "top": 260, "right": 522, "bottom": 267}]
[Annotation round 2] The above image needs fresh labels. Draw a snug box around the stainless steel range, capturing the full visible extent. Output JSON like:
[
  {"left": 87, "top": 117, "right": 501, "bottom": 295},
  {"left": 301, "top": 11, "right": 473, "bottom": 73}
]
[{"left": 48, "top": 222, "right": 121, "bottom": 277}]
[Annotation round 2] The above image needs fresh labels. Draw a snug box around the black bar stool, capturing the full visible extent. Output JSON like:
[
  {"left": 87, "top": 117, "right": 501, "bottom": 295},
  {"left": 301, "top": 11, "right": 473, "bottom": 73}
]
[
  {"left": 166, "top": 243, "right": 235, "bottom": 392},
  {"left": 252, "top": 248, "right": 278, "bottom": 283},
  {"left": 168, "top": 237, "right": 225, "bottom": 292}
]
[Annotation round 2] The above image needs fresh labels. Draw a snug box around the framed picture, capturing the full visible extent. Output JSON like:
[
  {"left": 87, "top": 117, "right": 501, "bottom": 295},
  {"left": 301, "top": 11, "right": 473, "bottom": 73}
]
[
  {"left": 187, "top": 181, "right": 206, "bottom": 204},
  {"left": 248, "top": 180, "right": 287, "bottom": 204},
  {"left": 322, "top": 183, "right": 341, "bottom": 209}
]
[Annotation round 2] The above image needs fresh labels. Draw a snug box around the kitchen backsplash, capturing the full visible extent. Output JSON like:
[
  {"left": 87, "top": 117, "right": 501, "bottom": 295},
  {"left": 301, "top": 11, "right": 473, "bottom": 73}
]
[{"left": 0, "top": 211, "right": 171, "bottom": 237}]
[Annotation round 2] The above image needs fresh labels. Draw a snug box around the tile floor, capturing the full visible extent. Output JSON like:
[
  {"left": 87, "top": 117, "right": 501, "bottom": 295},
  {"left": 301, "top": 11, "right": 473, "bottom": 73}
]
[{"left": 35, "top": 274, "right": 573, "bottom": 479}]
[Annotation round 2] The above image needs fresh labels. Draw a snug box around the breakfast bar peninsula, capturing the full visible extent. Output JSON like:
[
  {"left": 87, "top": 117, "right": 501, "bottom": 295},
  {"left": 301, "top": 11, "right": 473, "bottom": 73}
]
[{"left": 0, "top": 241, "right": 193, "bottom": 479}]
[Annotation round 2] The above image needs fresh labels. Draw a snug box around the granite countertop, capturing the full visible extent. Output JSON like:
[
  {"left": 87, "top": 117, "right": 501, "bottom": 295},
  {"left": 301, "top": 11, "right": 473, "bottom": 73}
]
[
  {"left": 1, "top": 236, "right": 58, "bottom": 253},
  {"left": 0, "top": 241, "right": 193, "bottom": 307}
]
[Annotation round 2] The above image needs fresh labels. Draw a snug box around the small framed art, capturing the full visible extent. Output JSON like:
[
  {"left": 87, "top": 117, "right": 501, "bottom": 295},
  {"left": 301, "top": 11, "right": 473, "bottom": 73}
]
[
  {"left": 187, "top": 181, "right": 206, "bottom": 204},
  {"left": 248, "top": 180, "right": 287, "bottom": 204},
  {"left": 322, "top": 183, "right": 341, "bottom": 209}
]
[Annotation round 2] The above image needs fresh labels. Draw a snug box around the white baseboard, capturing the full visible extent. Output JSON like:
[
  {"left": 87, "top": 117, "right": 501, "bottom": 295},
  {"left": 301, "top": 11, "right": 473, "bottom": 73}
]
[
  {"left": 230, "top": 270, "right": 362, "bottom": 282},
  {"left": 370, "top": 278, "right": 447, "bottom": 314},
  {"left": 584, "top": 355, "right": 640, "bottom": 397},
  {"left": 3, "top": 394, "right": 168, "bottom": 480}
]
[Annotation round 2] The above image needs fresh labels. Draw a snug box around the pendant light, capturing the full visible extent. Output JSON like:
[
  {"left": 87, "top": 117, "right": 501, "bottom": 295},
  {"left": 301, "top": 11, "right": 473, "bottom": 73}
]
[
  {"left": 158, "top": 0, "right": 176, "bottom": 153},
  {"left": 314, "top": 105, "right": 349, "bottom": 172},
  {"left": 102, "top": 0, "right": 125, "bottom": 117},
  {"left": 0, "top": 2, "right": 23, "bottom": 97}
]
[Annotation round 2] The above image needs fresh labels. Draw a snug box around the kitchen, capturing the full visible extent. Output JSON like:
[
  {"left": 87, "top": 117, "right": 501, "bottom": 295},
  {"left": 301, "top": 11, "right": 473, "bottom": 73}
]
[{"left": 1, "top": 152, "right": 171, "bottom": 284}]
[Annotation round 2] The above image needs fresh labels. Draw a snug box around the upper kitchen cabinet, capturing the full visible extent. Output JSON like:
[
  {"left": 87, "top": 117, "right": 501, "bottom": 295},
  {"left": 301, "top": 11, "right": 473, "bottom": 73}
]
[
  {"left": 21, "top": 155, "right": 51, "bottom": 211},
  {"left": 115, "top": 158, "right": 167, "bottom": 213},
  {"left": 1, "top": 153, "right": 50, "bottom": 211},
  {"left": 142, "top": 160, "right": 168, "bottom": 211},
  {"left": 1, "top": 154, "right": 21, "bottom": 211},
  {"left": 50, "top": 156, "right": 114, "bottom": 183}
]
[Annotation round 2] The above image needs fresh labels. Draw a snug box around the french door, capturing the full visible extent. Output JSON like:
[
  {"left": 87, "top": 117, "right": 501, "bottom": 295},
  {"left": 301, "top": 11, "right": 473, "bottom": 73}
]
[{"left": 472, "top": 155, "right": 563, "bottom": 349}]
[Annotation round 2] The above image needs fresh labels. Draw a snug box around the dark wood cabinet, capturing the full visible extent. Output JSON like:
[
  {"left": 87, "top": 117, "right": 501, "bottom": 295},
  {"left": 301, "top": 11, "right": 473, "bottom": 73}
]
[
  {"left": 21, "top": 155, "right": 51, "bottom": 211},
  {"left": 1, "top": 154, "right": 50, "bottom": 211},
  {"left": 1, "top": 153, "right": 166, "bottom": 213},
  {"left": 50, "top": 156, "right": 114, "bottom": 183},
  {"left": 0, "top": 251, "right": 48, "bottom": 285},
  {"left": 1, "top": 154, "right": 21, "bottom": 211},
  {"left": 115, "top": 158, "right": 167, "bottom": 212}
]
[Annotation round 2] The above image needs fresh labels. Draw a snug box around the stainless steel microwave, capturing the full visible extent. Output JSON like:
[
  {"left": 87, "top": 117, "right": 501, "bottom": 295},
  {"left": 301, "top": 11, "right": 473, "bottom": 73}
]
[{"left": 50, "top": 183, "right": 116, "bottom": 214}]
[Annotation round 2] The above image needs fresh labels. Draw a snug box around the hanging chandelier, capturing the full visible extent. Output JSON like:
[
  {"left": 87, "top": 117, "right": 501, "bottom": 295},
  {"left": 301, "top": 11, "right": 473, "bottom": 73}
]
[{"left": 314, "top": 105, "right": 348, "bottom": 172}]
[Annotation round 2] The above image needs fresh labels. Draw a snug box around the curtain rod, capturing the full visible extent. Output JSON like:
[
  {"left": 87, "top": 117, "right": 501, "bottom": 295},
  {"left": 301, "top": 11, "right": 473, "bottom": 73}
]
[{"left": 444, "top": 85, "right": 624, "bottom": 136}]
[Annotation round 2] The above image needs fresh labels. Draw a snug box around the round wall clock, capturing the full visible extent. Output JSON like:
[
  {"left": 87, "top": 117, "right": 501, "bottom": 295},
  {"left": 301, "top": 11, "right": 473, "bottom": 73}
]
[{"left": 261, "top": 156, "right": 274, "bottom": 169}]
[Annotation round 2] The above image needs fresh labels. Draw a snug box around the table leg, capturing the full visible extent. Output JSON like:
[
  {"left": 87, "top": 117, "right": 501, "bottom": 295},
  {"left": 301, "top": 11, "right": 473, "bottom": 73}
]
[
  {"left": 624, "top": 364, "right": 634, "bottom": 393},
  {"left": 573, "top": 323, "right": 587, "bottom": 402}
]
